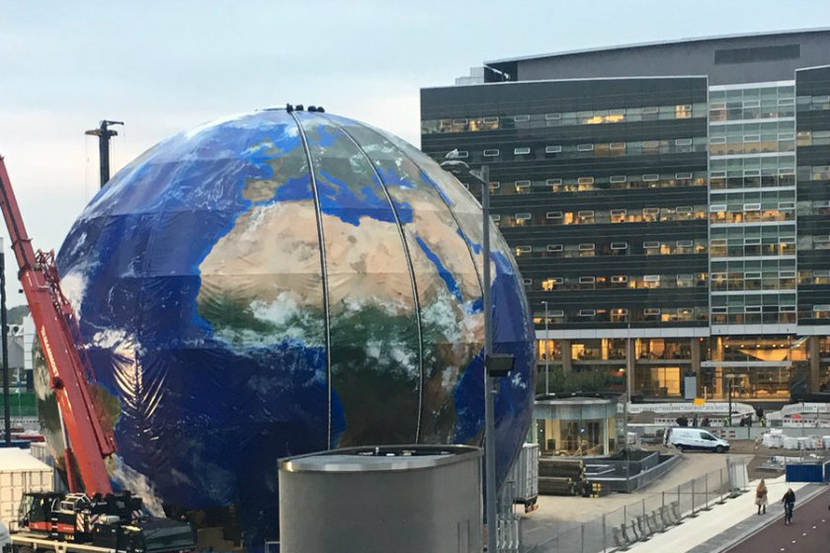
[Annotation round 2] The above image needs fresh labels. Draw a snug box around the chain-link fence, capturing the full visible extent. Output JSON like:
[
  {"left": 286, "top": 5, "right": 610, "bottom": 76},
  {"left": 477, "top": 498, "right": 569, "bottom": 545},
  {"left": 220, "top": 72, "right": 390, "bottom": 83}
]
[{"left": 525, "top": 459, "right": 747, "bottom": 553}]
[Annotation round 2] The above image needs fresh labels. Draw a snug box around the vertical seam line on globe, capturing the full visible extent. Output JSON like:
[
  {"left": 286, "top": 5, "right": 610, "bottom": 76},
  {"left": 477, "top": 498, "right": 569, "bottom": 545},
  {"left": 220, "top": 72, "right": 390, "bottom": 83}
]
[
  {"left": 289, "top": 110, "right": 333, "bottom": 448},
  {"left": 334, "top": 122, "right": 426, "bottom": 444},
  {"left": 359, "top": 123, "right": 489, "bottom": 445},
  {"left": 359, "top": 124, "right": 486, "bottom": 299}
]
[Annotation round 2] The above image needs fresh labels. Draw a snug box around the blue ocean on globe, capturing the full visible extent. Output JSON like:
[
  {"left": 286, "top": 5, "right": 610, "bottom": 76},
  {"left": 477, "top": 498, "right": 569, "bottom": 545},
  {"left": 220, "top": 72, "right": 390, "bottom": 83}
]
[{"left": 37, "top": 109, "right": 535, "bottom": 550}]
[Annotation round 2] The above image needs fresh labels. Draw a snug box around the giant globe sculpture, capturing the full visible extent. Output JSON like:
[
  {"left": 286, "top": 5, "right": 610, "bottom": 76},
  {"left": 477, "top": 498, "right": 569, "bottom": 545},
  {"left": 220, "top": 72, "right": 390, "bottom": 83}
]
[{"left": 39, "top": 109, "right": 534, "bottom": 549}]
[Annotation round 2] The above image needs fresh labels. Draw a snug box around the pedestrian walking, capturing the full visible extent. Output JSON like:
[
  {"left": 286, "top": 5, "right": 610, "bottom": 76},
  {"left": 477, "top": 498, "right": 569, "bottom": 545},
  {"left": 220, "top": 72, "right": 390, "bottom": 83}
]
[
  {"left": 781, "top": 488, "right": 795, "bottom": 525},
  {"left": 755, "top": 480, "right": 768, "bottom": 514}
]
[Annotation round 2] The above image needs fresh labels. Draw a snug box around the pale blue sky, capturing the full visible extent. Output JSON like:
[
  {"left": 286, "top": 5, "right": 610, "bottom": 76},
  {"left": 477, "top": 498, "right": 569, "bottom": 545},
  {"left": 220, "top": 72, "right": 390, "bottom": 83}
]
[{"left": 1, "top": 1, "right": 829, "bottom": 304}]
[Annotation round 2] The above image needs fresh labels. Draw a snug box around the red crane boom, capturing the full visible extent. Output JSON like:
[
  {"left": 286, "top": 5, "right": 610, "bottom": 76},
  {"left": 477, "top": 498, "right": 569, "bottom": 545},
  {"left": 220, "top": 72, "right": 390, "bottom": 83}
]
[{"left": 0, "top": 156, "right": 114, "bottom": 495}]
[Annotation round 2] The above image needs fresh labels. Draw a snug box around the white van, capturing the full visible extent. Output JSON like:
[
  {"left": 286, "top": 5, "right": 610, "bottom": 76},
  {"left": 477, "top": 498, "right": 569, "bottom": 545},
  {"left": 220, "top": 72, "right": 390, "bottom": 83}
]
[{"left": 664, "top": 427, "right": 730, "bottom": 453}]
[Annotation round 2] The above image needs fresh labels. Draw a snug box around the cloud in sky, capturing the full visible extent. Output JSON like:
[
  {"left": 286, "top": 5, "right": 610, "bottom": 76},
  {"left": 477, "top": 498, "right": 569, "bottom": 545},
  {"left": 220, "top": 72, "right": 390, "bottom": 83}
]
[{"left": 1, "top": 0, "right": 829, "bottom": 304}]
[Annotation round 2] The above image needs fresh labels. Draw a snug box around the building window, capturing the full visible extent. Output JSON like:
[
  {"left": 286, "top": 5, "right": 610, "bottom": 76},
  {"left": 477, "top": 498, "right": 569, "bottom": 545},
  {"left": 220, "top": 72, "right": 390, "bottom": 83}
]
[
  {"left": 610, "top": 175, "right": 627, "bottom": 183},
  {"left": 483, "top": 149, "right": 500, "bottom": 157},
  {"left": 578, "top": 243, "right": 596, "bottom": 256},
  {"left": 676, "top": 274, "right": 694, "bottom": 287},
  {"left": 546, "top": 211, "right": 563, "bottom": 220},
  {"left": 545, "top": 145, "right": 563, "bottom": 153},
  {"left": 515, "top": 180, "right": 531, "bottom": 191},
  {"left": 577, "top": 210, "right": 595, "bottom": 223},
  {"left": 453, "top": 150, "right": 469, "bottom": 158},
  {"left": 514, "top": 147, "right": 531, "bottom": 155},
  {"left": 515, "top": 245, "right": 531, "bottom": 256},
  {"left": 515, "top": 213, "right": 531, "bottom": 225},
  {"left": 676, "top": 240, "right": 694, "bottom": 254},
  {"left": 610, "top": 209, "right": 626, "bottom": 223},
  {"left": 643, "top": 275, "right": 660, "bottom": 288},
  {"left": 577, "top": 143, "right": 594, "bottom": 151},
  {"left": 611, "top": 308, "right": 628, "bottom": 322},
  {"left": 514, "top": 114, "right": 530, "bottom": 122},
  {"left": 547, "top": 244, "right": 563, "bottom": 253},
  {"left": 610, "top": 241, "right": 628, "bottom": 250},
  {"left": 522, "top": 278, "right": 532, "bottom": 286},
  {"left": 542, "top": 277, "right": 562, "bottom": 291},
  {"left": 578, "top": 309, "right": 596, "bottom": 317},
  {"left": 579, "top": 277, "right": 596, "bottom": 290}
]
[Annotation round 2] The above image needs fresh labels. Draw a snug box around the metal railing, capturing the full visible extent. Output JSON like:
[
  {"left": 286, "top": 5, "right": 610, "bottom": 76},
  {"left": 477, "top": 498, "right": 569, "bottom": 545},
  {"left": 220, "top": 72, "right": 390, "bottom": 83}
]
[
  {"left": 524, "top": 459, "right": 747, "bottom": 553},
  {"left": 498, "top": 481, "right": 521, "bottom": 552}
]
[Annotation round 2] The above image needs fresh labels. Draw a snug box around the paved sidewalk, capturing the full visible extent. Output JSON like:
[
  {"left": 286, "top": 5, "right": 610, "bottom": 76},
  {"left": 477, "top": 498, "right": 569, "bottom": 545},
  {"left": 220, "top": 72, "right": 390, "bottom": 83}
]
[{"left": 625, "top": 475, "right": 814, "bottom": 553}]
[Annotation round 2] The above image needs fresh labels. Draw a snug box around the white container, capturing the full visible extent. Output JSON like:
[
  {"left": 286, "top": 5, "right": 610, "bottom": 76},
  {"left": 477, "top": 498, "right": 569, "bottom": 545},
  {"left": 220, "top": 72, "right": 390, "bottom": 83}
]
[
  {"left": 0, "top": 448, "right": 54, "bottom": 531},
  {"left": 28, "top": 442, "right": 66, "bottom": 492},
  {"left": 782, "top": 436, "right": 799, "bottom": 449},
  {"left": 507, "top": 443, "right": 539, "bottom": 506},
  {"left": 801, "top": 436, "right": 818, "bottom": 449}
]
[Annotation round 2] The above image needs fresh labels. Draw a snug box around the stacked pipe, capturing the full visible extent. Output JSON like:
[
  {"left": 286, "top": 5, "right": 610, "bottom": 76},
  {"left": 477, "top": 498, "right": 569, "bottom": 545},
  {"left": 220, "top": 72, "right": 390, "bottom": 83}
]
[{"left": 538, "top": 458, "right": 588, "bottom": 496}]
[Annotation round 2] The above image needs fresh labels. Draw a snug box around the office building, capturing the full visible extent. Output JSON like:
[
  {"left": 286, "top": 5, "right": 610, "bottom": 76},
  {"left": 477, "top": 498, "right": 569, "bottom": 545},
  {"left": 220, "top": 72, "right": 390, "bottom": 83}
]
[{"left": 420, "top": 29, "right": 830, "bottom": 404}]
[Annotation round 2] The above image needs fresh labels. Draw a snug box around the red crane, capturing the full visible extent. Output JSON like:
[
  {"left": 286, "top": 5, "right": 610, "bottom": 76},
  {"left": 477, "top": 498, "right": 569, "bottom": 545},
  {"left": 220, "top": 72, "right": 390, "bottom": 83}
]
[{"left": 0, "top": 156, "right": 115, "bottom": 495}]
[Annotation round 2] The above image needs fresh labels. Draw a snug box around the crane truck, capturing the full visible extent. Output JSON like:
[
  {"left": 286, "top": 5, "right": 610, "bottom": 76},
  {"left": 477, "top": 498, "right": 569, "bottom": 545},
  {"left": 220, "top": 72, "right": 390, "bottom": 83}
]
[{"left": 0, "top": 157, "right": 196, "bottom": 553}]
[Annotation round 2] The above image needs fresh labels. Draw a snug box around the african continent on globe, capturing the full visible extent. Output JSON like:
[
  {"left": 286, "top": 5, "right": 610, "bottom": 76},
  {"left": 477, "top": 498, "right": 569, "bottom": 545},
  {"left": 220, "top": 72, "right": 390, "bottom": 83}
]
[{"left": 37, "top": 109, "right": 534, "bottom": 550}]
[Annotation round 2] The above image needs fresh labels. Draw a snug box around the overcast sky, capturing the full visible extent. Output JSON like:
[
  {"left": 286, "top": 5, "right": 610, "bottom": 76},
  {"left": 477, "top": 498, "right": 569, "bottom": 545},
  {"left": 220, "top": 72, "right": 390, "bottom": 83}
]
[{"left": 1, "top": 1, "right": 829, "bottom": 305}]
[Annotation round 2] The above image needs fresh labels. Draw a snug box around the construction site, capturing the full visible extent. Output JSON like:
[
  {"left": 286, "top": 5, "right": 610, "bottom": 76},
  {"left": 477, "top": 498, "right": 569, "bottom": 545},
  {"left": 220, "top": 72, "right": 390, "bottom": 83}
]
[
  {"left": 2, "top": 109, "right": 829, "bottom": 553},
  {"left": 3, "top": 9, "right": 830, "bottom": 553}
]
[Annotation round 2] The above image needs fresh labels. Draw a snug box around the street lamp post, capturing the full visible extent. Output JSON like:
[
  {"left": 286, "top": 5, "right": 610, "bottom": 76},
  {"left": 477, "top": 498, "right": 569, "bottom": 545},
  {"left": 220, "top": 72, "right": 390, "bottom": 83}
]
[
  {"left": 441, "top": 152, "right": 497, "bottom": 553},
  {"left": 727, "top": 377, "right": 732, "bottom": 428},
  {"left": 542, "top": 300, "right": 549, "bottom": 396},
  {"left": 1, "top": 238, "right": 10, "bottom": 445},
  {"left": 724, "top": 374, "right": 740, "bottom": 428}
]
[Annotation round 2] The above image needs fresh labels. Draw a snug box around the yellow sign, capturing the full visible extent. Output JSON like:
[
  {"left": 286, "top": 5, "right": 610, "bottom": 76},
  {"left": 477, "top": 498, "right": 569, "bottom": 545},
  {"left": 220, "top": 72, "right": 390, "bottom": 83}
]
[{"left": 693, "top": 398, "right": 705, "bottom": 406}]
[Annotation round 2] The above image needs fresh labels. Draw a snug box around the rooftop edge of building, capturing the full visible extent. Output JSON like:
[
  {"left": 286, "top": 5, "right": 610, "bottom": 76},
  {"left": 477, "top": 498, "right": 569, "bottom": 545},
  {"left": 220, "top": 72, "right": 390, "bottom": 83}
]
[{"left": 484, "top": 27, "right": 830, "bottom": 69}]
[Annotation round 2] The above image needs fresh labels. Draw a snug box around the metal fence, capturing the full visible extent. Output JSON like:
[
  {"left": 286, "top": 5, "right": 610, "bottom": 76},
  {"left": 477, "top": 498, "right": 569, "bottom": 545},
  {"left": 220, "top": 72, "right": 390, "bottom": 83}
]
[
  {"left": 525, "top": 459, "right": 747, "bottom": 553},
  {"left": 498, "top": 481, "right": 522, "bottom": 552}
]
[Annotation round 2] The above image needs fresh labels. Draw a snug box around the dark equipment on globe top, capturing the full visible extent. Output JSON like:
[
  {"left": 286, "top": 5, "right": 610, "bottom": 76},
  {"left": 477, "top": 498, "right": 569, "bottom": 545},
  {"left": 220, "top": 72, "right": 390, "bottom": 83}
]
[{"left": 0, "top": 157, "right": 196, "bottom": 553}]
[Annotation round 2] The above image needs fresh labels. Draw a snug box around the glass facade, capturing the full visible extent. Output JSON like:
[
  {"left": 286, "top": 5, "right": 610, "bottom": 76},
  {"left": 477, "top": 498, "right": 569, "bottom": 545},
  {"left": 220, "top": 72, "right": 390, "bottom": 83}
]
[{"left": 708, "top": 83, "right": 797, "bottom": 329}]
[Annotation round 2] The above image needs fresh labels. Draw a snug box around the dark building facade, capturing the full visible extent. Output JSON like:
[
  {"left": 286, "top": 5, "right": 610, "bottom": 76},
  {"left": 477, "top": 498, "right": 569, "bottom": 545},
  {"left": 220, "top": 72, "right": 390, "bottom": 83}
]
[{"left": 421, "top": 29, "right": 830, "bottom": 404}]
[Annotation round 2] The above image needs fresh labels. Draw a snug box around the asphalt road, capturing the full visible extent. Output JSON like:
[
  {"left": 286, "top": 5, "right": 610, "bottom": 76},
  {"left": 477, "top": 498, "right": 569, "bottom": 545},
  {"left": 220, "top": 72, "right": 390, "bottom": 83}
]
[{"left": 726, "top": 486, "right": 830, "bottom": 553}]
